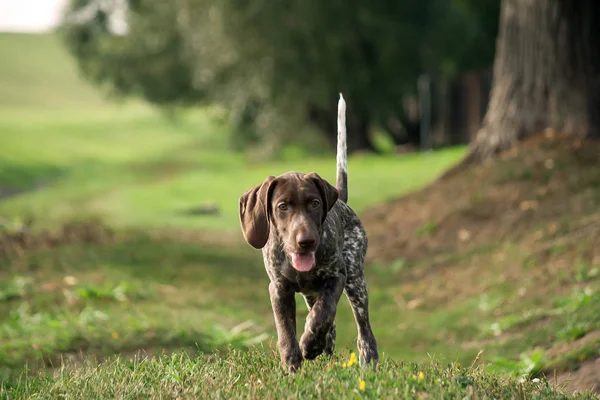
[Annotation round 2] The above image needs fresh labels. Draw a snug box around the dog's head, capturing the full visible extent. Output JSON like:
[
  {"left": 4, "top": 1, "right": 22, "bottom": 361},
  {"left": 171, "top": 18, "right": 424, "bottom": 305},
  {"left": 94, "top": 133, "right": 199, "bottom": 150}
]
[{"left": 239, "top": 172, "right": 338, "bottom": 272}]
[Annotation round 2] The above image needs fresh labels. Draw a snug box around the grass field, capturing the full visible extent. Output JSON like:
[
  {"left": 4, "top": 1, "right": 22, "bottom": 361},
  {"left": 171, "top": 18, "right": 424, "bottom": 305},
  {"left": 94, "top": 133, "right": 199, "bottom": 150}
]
[
  {"left": 0, "top": 104, "right": 463, "bottom": 231},
  {"left": 1, "top": 32, "right": 598, "bottom": 398},
  {"left": 0, "top": 33, "right": 107, "bottom": 110},
  {"left": 5, "top": 349, "right": 596, "bottom": 399}
]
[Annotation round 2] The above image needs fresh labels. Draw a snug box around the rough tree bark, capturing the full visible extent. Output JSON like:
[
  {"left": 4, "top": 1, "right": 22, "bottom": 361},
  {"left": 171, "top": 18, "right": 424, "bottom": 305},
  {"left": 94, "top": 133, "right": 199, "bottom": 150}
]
[{"left": 465, "top": 0, "right": 600, "bottom": 163}]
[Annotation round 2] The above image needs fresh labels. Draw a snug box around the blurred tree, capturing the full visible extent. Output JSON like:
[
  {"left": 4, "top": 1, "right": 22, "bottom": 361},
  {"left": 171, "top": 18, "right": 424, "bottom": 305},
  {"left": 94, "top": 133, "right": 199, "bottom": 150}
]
[
  {"left": 60, "top": 0, "right": 500, "bottom": 153},
  {"left": 60, "top": 0, "right": 205, "bottom": 109},
  {"left": 202, "top": 0, "right": 500, "bottom": 152},
  {"left": 465, "top": 0, "right": 600, "bottom": 162}
]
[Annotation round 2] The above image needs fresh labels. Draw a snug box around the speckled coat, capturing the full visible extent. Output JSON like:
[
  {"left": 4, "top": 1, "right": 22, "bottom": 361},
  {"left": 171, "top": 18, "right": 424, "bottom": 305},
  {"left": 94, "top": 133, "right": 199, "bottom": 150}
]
[
  {"left": 239, "top": 94, "right": 378, "bottom": 372},
  {"left": 262, "top": 200, "right": 378, "bottom": 372}
]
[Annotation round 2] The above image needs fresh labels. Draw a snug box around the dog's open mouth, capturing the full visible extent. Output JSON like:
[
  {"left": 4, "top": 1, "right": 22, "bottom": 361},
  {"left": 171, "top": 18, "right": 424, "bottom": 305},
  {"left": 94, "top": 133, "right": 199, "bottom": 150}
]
[{"left": 290, "top": 252, "right": 315, "bottom": 272}]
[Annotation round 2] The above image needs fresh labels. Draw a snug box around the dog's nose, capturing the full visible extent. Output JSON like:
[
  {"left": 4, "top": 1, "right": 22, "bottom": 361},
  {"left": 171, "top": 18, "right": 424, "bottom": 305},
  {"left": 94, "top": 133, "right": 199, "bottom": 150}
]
[{"left": 297, "top": 234, "right": 316, "bottom": 249}]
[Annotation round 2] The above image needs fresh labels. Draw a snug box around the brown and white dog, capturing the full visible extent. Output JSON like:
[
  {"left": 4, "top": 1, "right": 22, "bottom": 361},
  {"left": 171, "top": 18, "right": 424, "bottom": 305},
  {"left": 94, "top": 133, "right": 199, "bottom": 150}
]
[{"left": 238, "top": 94, "right": 378, "bottom": 372}]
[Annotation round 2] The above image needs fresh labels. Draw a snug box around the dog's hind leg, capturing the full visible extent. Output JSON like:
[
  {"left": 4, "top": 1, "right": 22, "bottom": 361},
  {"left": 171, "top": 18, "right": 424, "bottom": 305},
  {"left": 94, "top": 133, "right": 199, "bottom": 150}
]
[{"left": 344, "top": 268, "right": 379, "bottom": 366}]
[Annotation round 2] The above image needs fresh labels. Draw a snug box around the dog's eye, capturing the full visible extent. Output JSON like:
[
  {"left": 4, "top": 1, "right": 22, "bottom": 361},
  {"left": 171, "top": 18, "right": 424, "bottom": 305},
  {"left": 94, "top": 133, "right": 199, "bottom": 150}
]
[
  {"left": 311, "top": 199, "right": 321, "bottom": 208},
  {"left": 277, "top": 203, "right": 288, "bottom": 211}
]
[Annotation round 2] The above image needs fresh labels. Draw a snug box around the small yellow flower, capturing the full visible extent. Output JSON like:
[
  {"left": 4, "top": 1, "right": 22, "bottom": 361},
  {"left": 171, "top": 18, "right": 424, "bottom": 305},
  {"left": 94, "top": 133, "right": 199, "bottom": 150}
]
[
  {"left": 359, "top": 380, "right": 366, "bottom": 391},
  {"left": 418, "top": 371, "right": 424, "bottom": 380},
  {"left": 112, "top": 332, "right": 119, "bottom": 339},
  {"left": 346, "top": 352, "right": 358, "bottom": 367}
]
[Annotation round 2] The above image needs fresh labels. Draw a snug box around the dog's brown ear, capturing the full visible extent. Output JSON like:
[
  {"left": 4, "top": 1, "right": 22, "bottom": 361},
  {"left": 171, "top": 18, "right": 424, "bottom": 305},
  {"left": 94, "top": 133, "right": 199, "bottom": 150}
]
[
  {"left": 306, "top": 172, "right": 338, "bottom": 221},
  {"left": 239, "top": 176, "right": 276, "bottom": 249}
]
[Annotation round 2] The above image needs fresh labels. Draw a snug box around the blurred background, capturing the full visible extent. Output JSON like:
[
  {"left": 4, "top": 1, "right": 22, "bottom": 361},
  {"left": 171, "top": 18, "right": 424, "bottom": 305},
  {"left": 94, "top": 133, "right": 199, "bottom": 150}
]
[{"left": 1, "top": 0, "right": 599, "bottom": 393}]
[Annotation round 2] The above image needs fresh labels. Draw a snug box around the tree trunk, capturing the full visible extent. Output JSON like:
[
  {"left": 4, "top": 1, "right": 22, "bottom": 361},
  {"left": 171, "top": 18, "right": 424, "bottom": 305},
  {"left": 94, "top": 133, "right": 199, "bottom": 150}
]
[{"left": 466, "top": 0, "right": 600, "bottom": 162}]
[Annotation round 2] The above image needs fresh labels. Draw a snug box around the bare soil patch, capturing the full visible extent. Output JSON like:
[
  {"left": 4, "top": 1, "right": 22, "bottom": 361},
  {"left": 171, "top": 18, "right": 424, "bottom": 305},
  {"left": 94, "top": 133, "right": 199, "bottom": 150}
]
[
  {"left": 362, "top": 133, "right": 600, "bottom": 264},
  {"left": 0, "top": 219, "right": 117, "bottom": 259},
  {"left": 556, "top": 357, "right": 600, "bottom": 395}
]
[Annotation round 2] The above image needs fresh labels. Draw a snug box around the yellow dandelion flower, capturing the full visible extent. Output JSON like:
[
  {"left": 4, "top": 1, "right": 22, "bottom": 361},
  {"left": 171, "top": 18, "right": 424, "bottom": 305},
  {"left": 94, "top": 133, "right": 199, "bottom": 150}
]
[
  {"left": 347, "top": 352, "right": 358, "bottom": 367},
  {"left": 418, "top": 371, "right": 424, "bottom": 380},
  {"left": 112, "top": 332, "right": 119, "bottom": 339},
  {"left": 359, "top": 380, "right": 366, "bottom": 391}
]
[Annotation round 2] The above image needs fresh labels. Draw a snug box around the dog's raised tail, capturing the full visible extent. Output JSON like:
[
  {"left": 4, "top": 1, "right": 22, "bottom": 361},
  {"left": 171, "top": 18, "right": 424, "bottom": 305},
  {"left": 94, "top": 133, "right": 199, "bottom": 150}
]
[{"left": 336, "top": 93, "right": 348, "bottom": 203}]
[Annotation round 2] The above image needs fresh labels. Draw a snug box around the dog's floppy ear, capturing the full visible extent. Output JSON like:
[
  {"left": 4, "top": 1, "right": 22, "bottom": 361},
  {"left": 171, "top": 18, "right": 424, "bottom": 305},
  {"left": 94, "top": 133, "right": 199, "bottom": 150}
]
[
  {"left": 239, "top": 176, "right": 277, "bottom": 249},
  {"left": 306, "top": 172, "right": 338, "bottom": 222}
]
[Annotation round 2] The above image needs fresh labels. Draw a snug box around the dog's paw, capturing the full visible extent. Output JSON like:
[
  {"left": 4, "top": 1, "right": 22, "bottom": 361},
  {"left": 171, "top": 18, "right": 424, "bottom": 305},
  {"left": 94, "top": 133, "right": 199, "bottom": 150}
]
[
  {"left": 299, "top": 332, "right": 327, "bottom": 360},
  {"left": 358, "top": 337, "right": 379, "bottom": 368},
  {"left": 281, "top": 349, "right": 303, "bottom": 373}
]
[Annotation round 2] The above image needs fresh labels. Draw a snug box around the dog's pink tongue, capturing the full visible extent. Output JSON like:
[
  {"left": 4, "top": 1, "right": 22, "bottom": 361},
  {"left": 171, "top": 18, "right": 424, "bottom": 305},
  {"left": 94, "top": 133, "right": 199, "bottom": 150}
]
[{"left": 291, "top": 252, "right": 315, "bottom": 272}]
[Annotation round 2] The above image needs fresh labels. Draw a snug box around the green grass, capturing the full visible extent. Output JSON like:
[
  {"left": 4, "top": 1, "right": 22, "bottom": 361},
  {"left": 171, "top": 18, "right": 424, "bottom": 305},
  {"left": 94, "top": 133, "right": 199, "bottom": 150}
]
[
  {"left": 2, "top": 348, "right": 595, "bottom": 399},
  {"left": 0, "top": 227, "right": 273, "bottom": 382},
  {"left": 0, "top": 105, "right": 465, "bottom": 231},
  {"left": 2, "top": 220, "right": 599, "bottom": 394},
  {"left": 0, "top": 33, "right": 108, "bottom": 110}
]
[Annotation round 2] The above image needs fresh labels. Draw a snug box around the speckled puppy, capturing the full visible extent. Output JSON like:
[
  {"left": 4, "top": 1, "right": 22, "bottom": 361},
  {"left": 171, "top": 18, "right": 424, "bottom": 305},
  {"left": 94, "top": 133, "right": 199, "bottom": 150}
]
[{"left": 238, "top": 94, "right": 378, "bottom": 373}]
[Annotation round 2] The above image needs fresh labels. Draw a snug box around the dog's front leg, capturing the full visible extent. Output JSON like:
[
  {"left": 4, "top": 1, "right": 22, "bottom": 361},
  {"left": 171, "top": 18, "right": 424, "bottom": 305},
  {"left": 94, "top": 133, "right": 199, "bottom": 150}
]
[
  {"left": 269, "top": 281, "right": 302, "bottom": 373},
  {"left": 300, "top": 274, "right": 345, "bottom": 360}
]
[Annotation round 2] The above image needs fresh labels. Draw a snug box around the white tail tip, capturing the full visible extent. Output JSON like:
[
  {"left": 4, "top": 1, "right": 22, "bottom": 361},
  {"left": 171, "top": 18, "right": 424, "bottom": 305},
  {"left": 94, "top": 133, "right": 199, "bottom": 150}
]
[{"left": 338, "top": 93, "right": 346, "bottom": 115}]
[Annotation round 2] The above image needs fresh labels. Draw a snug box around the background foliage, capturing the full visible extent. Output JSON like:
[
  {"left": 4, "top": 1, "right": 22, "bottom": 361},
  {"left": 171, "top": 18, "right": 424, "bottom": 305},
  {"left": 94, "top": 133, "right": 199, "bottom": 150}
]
[{"left": 60, "top": 0, "right": 500, "bottom": 152}]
